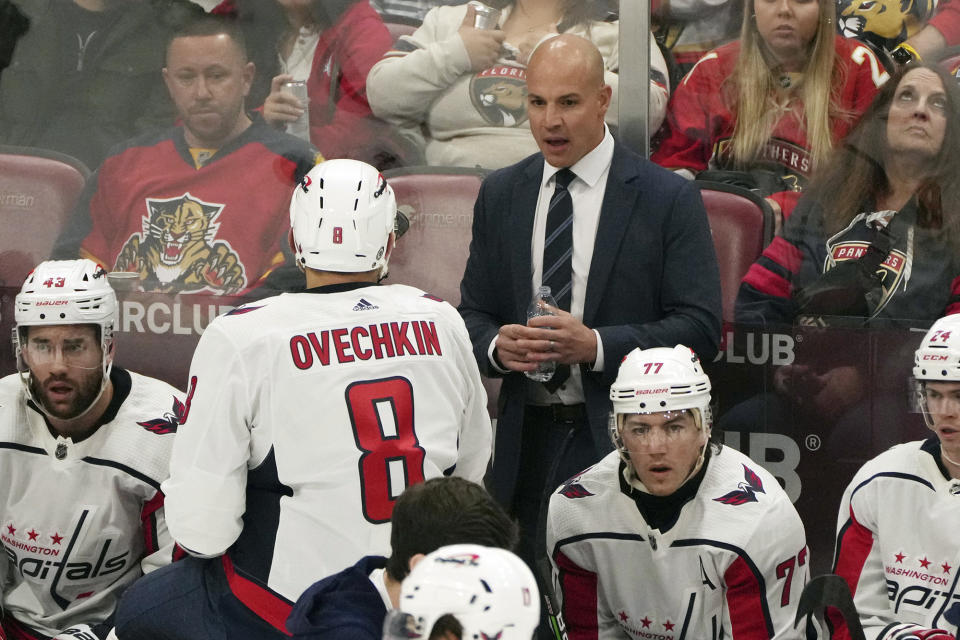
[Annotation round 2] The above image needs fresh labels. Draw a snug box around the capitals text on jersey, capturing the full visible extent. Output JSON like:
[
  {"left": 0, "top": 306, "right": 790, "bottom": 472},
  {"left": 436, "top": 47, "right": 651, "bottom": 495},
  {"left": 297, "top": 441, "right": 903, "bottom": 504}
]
[{"left": 289, "top": 321, "right": 443, "bottom": 369}]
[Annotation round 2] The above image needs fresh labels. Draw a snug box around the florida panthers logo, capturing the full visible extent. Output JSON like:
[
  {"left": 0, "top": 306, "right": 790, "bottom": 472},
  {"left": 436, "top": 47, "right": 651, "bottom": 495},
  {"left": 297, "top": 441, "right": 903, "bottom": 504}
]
[
  {"left": 714, "top": 464, "right": 766, "bottom": 505},
  {"left": 114, "top": 193, "right": 246, "bottom": 294},
  {"left": 837, "top": 0, "right": 936, "bottom": 51},
  {"left": 469, "top": 66, "right": 529, "bottom": 127},
  {"left": 823, "top": 239, "right": 908, "bottom": 316}
]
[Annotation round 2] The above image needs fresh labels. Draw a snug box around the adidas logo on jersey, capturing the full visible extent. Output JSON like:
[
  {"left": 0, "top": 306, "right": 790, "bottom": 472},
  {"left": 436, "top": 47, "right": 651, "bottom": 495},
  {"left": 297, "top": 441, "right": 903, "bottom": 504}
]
[{"left": 352, "top": 298, "right": 379, "bottom": 312}]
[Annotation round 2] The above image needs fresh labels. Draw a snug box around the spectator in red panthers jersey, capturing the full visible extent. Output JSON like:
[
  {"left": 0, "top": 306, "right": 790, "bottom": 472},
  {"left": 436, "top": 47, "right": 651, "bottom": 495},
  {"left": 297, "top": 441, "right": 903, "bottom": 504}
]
[
  {"left": 736, "top": 63, "right": 960, "bottom": 326},
  {"left": 652, "top": 0, "right": 888, "bottom": 222},
  {"left": 51, "top": 14, "right": 318, "bottom": 298}
]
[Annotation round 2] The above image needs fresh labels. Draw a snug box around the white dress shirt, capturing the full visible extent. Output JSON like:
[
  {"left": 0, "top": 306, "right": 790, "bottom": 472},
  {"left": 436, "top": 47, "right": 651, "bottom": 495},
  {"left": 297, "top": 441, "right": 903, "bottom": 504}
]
[{"left": 490, "top": 126, "right": 614, "bottom": 405}]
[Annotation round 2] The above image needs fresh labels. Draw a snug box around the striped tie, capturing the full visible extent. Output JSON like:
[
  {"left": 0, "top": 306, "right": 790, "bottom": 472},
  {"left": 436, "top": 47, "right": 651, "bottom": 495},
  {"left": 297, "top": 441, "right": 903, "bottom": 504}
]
[
  {"left": 542, "top": 168, "right": 575, "bottom": 311},
  {"left": 542, "top": 168, "right": 575, "bottom": 393}
]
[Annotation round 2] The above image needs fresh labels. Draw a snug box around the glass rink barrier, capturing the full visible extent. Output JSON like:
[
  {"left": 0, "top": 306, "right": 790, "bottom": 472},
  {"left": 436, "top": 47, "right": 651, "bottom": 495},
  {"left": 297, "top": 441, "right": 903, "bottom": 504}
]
[{"left": 0, "top": 274, "right": 934, "bottom": 574}]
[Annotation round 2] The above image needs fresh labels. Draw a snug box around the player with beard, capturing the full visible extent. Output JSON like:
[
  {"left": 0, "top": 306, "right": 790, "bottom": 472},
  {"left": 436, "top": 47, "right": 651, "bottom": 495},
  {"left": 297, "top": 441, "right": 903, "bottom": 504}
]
[{"left": 0, "top": 259, "right": 184, "bottom": 640}]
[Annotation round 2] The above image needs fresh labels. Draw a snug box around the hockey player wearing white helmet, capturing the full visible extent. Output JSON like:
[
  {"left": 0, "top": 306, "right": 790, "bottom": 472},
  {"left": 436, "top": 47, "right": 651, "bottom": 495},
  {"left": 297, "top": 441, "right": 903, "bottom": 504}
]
[
  {"left": 831, "top": 315, "right": 960, "bottom": 640},
  {"left": 0, "top": 260, "right": 183, "bottom": 640},
  {"left": 113, "top": 159, "right": 492, "bottom": 640},
  {"left": 382, "top": 544, "right": 540, "bottom": 640},
  {"left": 546, "top": 345, "right": 809, "bottom": 640}
]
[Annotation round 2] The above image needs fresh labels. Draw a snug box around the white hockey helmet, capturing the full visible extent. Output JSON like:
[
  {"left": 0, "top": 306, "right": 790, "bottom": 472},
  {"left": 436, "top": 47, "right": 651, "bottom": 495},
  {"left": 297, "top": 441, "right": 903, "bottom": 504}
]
[
  {"left": 383, "top": 544, "right": 540, "bottom": 640},
  {"left": 289, "top": 159, "right": 397, "bottom": 274},
  {"left": 12, "top": 260, "right": 118, "bottom": 413},
  {"left": 609, "top": 345, "right": 712, "bottom": 457},
  {"left": 912, "top": 315, "right": 960, "bottom": 428}
]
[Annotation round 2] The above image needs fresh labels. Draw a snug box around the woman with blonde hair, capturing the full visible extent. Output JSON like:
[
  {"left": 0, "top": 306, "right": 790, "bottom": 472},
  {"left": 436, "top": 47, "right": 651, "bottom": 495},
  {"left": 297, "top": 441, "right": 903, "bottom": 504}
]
[{"left": 653, "top": 0, "right": 888, "bottom": 216}]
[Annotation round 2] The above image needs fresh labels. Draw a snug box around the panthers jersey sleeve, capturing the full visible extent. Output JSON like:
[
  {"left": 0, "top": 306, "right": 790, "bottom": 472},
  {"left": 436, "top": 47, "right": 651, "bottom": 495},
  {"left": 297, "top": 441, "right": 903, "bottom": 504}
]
[
  {"left": 651, "top": 46, "right": 730, "bottom": 173},
  {"left": 163, "top": 320, "right": 253, "bottom": 557},
  {"left": 735, "top": 196, "right": 826, "bottom": 324},
  {"left": 930, "top": 0, "right": 960, "bottom": 46}
]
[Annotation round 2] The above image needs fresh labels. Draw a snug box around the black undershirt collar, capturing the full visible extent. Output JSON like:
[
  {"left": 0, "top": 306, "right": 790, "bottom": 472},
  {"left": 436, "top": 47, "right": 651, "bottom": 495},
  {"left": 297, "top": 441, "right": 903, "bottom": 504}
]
[
  {"left": 619, "top": 446, "right": 713, "bottom": 533},
  {"left": 920, "top": 436, "right": 954, "bottom": 481}
]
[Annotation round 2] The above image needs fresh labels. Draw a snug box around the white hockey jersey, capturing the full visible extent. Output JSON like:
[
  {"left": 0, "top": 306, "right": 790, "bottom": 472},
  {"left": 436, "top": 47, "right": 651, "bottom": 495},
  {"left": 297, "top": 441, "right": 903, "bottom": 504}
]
[
  {"left": 832, "top": 439, "right": 960, "bottom": 640},
  {"left": 163, "top": 283, "right": 492, "bottom": 630},
  {"left": 0, "top": 369, "right": 182, "bottom": 638},
  {"left": 547, "top": 448, "right": 809, "bottom": 640}
]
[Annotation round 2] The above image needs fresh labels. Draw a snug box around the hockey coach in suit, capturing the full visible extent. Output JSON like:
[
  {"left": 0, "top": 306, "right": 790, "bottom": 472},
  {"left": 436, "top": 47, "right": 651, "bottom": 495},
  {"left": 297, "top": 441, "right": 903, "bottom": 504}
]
[{"left": 457, "top": 33, "right": 722, "bottom": 569}]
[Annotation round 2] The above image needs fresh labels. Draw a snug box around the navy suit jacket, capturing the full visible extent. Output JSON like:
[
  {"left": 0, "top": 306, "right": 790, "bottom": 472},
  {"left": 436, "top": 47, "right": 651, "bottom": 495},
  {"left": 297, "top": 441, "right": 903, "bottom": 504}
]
[{"left": 458, "top": 141, "right": 722, "bottom": 506}]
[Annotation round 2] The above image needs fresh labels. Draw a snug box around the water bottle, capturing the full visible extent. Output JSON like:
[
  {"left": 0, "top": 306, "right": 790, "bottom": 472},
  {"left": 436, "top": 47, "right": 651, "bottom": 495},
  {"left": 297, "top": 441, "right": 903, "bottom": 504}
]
[{"left": 525, "top": 285, "right": 557, "bottom": 382}]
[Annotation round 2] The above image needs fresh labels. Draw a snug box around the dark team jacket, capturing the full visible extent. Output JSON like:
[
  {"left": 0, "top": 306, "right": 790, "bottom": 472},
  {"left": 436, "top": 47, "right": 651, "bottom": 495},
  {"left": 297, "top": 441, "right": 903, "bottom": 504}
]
[
  {"left": 52, "top": 116, "right": 318, "bottom": 297},
  {"left": 736, "top": 196, "right": 960, "bottom": 326},
  {"left": 285, "top": 555, "right": 389, "bottom": 640}
]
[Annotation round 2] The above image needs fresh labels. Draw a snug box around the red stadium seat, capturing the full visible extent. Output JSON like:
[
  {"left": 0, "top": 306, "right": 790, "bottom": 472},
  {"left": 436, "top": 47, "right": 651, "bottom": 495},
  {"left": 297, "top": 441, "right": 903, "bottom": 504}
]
[
  {"left": 384, "top": 166, "right": 488, "bottom": 306},
  {"left": 0, "top": 146, "right": 90, "bottom": 287},
  {"left": 0, "top": 146, "right": 90, "bottom": 376},
  {"left": 384, "top": 166, "right": 502, "bottom": 413},
  {"left": 696, "top": 181, "right": 775, "bottom": 324}
]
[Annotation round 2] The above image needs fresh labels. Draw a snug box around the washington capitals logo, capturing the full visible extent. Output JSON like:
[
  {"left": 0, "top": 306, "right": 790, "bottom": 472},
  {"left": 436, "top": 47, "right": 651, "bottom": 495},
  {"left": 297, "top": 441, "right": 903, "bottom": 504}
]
[
  {"left": 300, "top": 175, "right": 312, "bottom": 193},
  {"left": 558, "top": 479, "right": 593, "bottom": 499},
  {"left": 713, "top": 464, "right": 765, "bottom": 505},
  {"left": 435, "top": 553, "right": 480, "bottom": 567},
  {"left": 137, "top": 396, "right": 186, "bottom": 435}
]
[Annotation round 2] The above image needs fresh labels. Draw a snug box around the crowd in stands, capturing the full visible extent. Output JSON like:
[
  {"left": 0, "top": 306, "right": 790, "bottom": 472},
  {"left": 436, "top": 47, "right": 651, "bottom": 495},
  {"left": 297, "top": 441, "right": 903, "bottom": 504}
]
[{"left": 2, "top": 0, "right": 960, "bottom": 638}]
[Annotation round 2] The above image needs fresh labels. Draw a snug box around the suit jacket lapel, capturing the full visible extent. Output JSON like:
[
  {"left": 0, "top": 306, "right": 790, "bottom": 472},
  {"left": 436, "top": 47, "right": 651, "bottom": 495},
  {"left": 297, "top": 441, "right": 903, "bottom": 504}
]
[
  {"left": 583, "top": 144, "right": 643, "bottom": 327},
  {"left": 510, "top": 160, "right": 543, "bottom": 322}
]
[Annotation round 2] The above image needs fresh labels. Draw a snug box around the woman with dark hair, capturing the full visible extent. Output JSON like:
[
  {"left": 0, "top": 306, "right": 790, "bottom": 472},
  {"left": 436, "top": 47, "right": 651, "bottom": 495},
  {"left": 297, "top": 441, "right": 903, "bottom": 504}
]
[
  {"left": 366, "top": 0, "right": 669, "bottom": 169},
  {"left": 653, "top": 0, "right": 888, "bottom": 218},
  {"left": 213, "top": 0, "right": 403, "bottom": 168},
  {"left": 736, "top": 63, "right": 960, "bottom": 325}
]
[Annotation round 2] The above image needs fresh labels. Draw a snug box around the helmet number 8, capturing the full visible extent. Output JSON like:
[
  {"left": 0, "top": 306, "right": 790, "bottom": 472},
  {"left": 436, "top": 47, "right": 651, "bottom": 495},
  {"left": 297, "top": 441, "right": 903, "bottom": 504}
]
[{"left": 333, "top": 227, "right": 343, "bottom": 244}]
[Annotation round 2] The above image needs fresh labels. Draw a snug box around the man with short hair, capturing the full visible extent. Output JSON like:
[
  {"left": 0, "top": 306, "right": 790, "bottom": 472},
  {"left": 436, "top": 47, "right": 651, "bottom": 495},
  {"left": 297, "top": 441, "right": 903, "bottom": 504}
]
[
  {"left": 830, "top": 315, "right": 960, "bottom": 640},
  {"left": 285, "top": 476, "right": 518, "bottom": 639},
  {"left": 0, "top": 259, "right": 183, "bottom": 640},
  {"left": 546, "top": 345, "right": 809, "bottom": 639},
  {"left": 458, "top": 34, "right": 722, "bottom": 570},
  {"left": 382, "top": 544, "right": 540, "bottom": 640},
  {"left": 53, "top": 14, "right": 318, "bottom": 297},
  {"left": 113, "top": 158, "right": 492, "bottom": 639}
]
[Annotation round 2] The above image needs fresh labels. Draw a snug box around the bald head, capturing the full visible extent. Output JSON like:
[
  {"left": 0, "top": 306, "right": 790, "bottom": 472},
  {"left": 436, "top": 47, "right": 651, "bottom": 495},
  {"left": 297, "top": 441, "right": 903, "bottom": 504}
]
[
  {"left": 528, "top": 34, "right": 606, "bottom": 91},
  {"left": 526, "top": 34, "right": 611, "bottom": 167}
]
